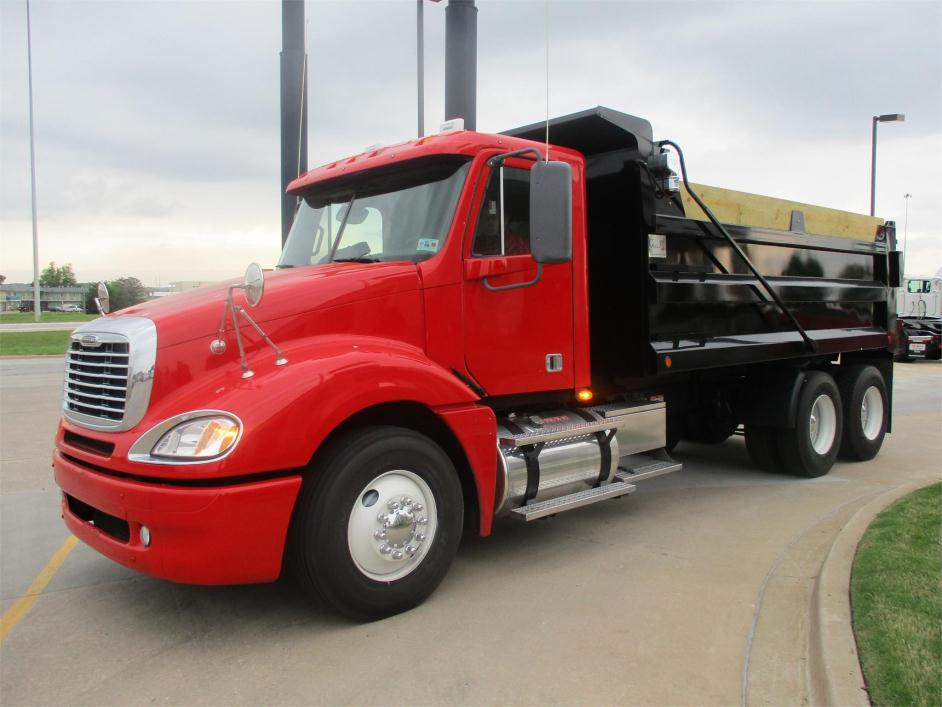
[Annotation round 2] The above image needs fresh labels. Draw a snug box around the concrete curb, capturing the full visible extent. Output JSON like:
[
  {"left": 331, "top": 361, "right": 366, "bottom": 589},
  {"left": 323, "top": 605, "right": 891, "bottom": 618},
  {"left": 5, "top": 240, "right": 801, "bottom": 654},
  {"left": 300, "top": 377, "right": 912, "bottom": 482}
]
[{"left": 808, "top": 479, "right": 936, "bottom": 706}]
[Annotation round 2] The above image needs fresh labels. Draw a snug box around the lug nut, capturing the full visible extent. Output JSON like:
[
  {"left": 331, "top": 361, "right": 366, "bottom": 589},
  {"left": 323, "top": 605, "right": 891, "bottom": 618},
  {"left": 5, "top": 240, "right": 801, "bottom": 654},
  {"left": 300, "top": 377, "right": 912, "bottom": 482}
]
[
  {"left": 416, "top": 533, "right": 425, "bottom": 542},
  {"left": 379, "top": 544, "right": 391, "bottom": 554},
  {"left": 413, "top": 503, "right": 424, "bottom": 511},
  {"left": 374, "top": 530, "right": 386, "bottom": 540},
  {"left": 392, "top": 550, "right": 404, "bottom": 560}
]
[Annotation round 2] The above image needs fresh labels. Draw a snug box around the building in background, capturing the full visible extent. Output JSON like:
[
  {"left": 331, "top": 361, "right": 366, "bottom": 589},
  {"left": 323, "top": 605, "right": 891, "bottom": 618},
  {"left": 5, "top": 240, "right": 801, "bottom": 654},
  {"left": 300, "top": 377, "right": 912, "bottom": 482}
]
[{"left": 0, "top": 283, "right": 86, "bottom": 312}]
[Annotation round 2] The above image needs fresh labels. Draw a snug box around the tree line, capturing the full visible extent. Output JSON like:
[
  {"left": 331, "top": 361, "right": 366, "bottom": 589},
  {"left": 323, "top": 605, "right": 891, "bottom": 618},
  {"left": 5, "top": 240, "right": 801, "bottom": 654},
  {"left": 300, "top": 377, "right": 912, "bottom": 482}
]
[{"left": 21, "top": 262, "right": 149, "bottom": 312}]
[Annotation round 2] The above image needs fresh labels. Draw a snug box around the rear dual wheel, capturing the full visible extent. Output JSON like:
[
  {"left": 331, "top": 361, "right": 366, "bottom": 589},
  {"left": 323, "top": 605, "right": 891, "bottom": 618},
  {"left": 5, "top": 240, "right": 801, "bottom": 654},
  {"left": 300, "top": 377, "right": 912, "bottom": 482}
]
[
  {"left": 837, "top": 365, "right": 888, "bottom": 461},
  {"left": 746, "top": 371, "right": 843, "bottom": 478},
  {"left": 745, "top": 366, "right": 889, "bottom": 476}
]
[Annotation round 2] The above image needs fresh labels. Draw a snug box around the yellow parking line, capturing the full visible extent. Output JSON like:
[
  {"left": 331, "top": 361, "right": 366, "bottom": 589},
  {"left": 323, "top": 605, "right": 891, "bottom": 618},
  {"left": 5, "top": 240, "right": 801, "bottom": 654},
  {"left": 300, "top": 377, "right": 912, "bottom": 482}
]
[{"left": 0, "top": 535, "right": 78, "bottom": 643}]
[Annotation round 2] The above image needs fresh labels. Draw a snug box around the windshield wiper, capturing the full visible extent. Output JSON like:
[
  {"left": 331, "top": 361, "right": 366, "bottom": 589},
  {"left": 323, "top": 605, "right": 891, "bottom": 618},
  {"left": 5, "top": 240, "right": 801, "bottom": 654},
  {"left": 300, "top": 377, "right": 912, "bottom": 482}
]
[{"left": 333, "top": 257, "right": 381, "bottom": 263}]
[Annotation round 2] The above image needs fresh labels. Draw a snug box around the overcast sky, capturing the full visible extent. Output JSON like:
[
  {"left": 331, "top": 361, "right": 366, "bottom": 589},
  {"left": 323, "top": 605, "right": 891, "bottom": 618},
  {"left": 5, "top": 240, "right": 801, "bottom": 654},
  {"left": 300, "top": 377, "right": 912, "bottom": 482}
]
[{"left": 1, "top": 0, "right": 940, "bottom": 285}]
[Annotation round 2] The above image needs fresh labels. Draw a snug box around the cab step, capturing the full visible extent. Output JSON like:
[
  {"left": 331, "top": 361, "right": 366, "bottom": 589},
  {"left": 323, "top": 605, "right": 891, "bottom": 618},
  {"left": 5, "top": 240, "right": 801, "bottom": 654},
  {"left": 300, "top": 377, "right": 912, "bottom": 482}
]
[
  {"left": 509, "top": 479, "right": 637, "bottom": 521},
  {"left": 509, "top": 450, "right": 682, "bottom": 522},
  {"left": 616, "top": 450, "right": 682, "bottom": 484}
]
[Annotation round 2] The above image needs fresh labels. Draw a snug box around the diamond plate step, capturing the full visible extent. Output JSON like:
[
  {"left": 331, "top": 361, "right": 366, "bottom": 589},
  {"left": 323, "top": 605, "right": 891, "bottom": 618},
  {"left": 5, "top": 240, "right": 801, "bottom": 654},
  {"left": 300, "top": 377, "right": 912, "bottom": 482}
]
[
  {"left": 510, "top": 480, "right": 637, "bottom": 521},
  {"left": 616, "top": 458, "right": 682, "bottom": 484}
]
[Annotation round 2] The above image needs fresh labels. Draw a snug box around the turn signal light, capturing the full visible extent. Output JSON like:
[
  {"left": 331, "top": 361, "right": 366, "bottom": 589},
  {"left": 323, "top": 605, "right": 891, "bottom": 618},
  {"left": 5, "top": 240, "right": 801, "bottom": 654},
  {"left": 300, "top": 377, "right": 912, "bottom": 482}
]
[{"left": 576, "top": 389, "right": 594, "bottom": 403}]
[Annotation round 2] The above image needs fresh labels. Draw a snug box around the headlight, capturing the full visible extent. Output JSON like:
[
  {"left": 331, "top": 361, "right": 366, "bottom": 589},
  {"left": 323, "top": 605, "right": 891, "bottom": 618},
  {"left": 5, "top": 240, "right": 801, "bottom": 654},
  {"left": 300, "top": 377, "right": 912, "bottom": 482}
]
[{"left": 151, "top": 416, "right": 240, "bottom": 459}]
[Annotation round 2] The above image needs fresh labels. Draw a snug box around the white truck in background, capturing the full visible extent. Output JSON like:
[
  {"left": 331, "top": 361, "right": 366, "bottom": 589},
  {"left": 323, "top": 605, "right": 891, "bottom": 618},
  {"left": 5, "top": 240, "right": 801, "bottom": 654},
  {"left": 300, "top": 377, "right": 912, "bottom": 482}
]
[{"left": 896, "top": 277, "right": 942, "bottom": 361}]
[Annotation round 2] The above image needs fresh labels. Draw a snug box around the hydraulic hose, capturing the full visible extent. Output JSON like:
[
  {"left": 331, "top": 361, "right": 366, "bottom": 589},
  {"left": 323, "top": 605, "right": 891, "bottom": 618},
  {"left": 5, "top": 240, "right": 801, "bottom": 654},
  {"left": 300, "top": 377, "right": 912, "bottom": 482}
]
[{"left": 655, "top": 140, "right": 817, "bottom": 353}]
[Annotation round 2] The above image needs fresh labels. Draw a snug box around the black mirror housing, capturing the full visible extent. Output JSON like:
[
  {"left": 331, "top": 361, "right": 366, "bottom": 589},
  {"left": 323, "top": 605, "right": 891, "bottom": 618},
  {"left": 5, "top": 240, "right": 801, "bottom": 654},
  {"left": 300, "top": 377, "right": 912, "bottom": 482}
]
[{"left": 530, "top": 160, "right": 572, "bottom": 263}]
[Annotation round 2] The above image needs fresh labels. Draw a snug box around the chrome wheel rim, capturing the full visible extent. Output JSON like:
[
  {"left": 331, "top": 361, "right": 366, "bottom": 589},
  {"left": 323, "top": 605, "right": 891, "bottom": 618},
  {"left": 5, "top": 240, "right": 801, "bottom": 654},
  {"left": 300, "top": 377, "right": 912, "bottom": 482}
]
[
  {"left": 860, "top": 386, "right": 884, "bottom": 441},
  {"left": 808, "top": 394, "right": 837, "bottom": 455},
  {"left": 347, "top": 470, "right": 437, "bottom": 582}
]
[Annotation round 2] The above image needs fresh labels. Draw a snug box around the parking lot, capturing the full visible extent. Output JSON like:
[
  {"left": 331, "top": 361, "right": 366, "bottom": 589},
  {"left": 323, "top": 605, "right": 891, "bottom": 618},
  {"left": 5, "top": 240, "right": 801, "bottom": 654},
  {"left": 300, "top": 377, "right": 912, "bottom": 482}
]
[{"left": 1, "top": 356, "right": 939, "bottom": 706}]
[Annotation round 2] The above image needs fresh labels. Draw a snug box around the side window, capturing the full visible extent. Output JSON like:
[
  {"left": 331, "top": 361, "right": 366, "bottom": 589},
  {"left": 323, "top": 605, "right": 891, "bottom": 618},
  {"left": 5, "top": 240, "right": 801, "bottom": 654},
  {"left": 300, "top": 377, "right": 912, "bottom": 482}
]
[{"left": 471, "top": 166, "right": 531, "bottom": 256}]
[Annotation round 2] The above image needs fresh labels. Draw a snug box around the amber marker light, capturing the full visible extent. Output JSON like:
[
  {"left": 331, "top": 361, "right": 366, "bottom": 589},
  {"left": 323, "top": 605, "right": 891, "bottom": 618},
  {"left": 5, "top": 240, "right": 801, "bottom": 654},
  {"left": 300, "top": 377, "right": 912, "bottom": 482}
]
[
  {"left": 665, "top": 356, "right": 673, "bottom": 369},
  {"left": 576, "top": 389, "right": 594, "bottom": 403}
]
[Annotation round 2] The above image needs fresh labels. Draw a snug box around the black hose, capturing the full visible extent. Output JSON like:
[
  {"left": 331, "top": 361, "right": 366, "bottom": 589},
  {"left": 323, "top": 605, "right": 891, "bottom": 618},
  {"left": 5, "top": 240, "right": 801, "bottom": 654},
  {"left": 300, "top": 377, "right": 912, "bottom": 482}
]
[{"left": 655, "top": 140, "right": 817, "bottom": 353}]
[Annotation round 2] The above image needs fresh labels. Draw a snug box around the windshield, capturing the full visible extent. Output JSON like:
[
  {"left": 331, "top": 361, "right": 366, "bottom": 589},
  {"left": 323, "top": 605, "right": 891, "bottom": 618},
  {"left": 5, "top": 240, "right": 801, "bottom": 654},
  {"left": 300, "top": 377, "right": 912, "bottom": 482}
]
[{"left": 278, "top": 157, "right": 471, "bottom": 267}]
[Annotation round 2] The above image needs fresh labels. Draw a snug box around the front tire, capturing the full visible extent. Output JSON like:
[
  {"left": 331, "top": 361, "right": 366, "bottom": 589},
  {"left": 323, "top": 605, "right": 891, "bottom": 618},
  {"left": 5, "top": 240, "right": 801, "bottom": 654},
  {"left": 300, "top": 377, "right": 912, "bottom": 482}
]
[
  {"left": 775, "top": 371, "right": 843, "bottom": 478},
  {"left": 838, "top": 365, "right": 888, "bottom": 461},
  {"left": 290, "top": 426, "right": 463, "bottom": 621}
]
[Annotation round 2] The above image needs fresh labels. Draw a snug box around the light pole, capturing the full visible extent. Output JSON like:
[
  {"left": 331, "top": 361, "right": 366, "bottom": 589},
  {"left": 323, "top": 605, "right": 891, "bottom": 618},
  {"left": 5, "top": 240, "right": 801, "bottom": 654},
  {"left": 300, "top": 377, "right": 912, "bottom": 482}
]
[
  {"left": 870, "top": 113, "right": 905, "bottom": 216},
  {"left": 417, "top": 0, "right": 424, "bottom": 137},
  {"left": 903, "top": 193, "right": 912, "bottom": 271},
  {"left": 26, "top": 0, "right": 40, "bottom": 322}
]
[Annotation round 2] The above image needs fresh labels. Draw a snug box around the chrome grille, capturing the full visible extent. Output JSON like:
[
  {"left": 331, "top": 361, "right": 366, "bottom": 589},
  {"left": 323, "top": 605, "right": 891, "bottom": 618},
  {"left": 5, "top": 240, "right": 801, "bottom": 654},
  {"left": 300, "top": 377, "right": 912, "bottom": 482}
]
[
  {"left": 62, "top": 317, "right": 157, "bottom": 432},
  {"left": 65, "top": 339, "right": 130, "bottom": 421}
]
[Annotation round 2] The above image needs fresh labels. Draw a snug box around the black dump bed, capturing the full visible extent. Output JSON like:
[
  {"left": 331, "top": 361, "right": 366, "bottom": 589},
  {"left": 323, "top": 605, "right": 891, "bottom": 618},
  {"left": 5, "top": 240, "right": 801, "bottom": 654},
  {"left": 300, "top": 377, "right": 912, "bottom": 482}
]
[{"left": 506, "top": 107, "right": 898, "bottom": 383}]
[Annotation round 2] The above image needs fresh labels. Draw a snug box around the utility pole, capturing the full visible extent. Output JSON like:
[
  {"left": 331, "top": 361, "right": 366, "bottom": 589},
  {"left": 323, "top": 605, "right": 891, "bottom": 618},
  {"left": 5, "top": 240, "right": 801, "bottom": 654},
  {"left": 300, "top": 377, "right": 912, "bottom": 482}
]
[
  {"left": 26, "top": 0, "right": 41, "bottom": 322},
  {"left": 280, "top": 0, "right": 308, "bottom": 246}
]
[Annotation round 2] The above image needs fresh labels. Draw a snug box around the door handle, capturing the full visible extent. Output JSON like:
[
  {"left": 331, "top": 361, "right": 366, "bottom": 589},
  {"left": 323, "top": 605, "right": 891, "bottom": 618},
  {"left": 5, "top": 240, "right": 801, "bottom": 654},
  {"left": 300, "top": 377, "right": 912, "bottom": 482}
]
[{"left": 483, "top": 263, "right": 543, "bottom": 291}]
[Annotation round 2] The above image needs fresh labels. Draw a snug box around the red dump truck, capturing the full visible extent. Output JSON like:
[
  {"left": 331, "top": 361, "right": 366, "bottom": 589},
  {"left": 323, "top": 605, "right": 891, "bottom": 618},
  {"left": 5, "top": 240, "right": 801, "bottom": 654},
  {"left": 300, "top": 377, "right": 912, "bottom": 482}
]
[{"left": 54, "top": 107, "right": 900, "bottom": 619}]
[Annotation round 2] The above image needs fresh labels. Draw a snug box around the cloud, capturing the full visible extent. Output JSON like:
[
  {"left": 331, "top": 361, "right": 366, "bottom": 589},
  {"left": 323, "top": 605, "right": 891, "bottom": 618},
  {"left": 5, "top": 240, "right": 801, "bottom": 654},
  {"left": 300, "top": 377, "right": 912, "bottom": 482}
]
[{"left": 0, "top": 0, "right": 939, "bottom": 284}]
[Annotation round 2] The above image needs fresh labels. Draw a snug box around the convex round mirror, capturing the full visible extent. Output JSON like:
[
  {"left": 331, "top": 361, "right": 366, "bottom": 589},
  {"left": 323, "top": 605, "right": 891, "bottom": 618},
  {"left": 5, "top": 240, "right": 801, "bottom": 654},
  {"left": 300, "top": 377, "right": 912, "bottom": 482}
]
[
  {"left": 243, "top": 262, "right": 264, "bottom": 307},
  {"left": 95, "top": 282, "right": 110, "bottom": 315}
]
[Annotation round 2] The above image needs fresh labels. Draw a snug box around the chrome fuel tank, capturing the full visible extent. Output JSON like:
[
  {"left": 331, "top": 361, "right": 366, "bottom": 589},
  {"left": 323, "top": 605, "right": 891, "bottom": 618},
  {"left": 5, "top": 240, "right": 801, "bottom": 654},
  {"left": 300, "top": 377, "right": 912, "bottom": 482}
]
[{"left": 494, "top": 409, "right": 620, "bottom": 517}]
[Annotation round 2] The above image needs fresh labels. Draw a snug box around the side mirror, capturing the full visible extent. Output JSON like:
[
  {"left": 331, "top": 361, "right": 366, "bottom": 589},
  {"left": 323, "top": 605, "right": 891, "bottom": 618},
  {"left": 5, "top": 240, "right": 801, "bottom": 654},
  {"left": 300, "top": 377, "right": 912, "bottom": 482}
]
[
  {"left": 243, "top": 262, "right": 265, "bottom": 307},
  {"left": 529, "top": 160, "right": 572, "bottom": 263},
  {"left": 95, "top": 282, "right": 110, "bottom": 315}
]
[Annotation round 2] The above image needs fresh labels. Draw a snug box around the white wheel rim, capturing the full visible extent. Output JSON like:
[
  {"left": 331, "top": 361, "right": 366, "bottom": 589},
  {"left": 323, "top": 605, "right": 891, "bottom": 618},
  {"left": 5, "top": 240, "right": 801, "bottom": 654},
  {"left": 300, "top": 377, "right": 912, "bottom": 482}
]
[
  {"left": 808, "top": 394, "right": 837, "bottom": 455},
  {"left": 347, "top": 470, "right": 438, "bottom": 582},
  {"left": 860, "top": 386, "right": 884, "bottom": 441}
]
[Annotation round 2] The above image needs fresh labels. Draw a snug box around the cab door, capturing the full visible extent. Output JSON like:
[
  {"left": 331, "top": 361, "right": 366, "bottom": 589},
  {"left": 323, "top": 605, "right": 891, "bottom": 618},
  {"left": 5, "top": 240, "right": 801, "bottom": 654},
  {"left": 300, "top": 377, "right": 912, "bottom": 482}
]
[{"left": 462, "top": 158, "right": 574, "bottom": 396}]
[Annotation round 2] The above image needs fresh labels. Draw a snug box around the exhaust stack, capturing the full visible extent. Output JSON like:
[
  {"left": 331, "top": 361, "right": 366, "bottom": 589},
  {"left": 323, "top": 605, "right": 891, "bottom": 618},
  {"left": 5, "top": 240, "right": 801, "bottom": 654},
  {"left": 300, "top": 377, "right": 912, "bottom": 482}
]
[
  {"left": 280, "top": 0, "right": 308, "bottom": 245},
  {"left": 444, "top": 0, "right": 477, "bottom": 131}
]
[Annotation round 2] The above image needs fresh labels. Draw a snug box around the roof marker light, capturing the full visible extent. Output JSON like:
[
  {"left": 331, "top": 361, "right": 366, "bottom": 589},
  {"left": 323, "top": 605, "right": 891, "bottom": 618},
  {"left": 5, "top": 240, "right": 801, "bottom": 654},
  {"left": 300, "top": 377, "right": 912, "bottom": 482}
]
[{"left": 439, "top": 118, "right": 464, "bottom": 134}]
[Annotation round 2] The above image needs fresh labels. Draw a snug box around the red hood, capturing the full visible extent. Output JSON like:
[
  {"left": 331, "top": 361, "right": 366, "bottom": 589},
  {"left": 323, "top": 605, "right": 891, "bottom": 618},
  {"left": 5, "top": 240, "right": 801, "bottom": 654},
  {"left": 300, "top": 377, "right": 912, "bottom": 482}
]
[{"left": 116, "top": 262, "right": 422, "bottom": 349}]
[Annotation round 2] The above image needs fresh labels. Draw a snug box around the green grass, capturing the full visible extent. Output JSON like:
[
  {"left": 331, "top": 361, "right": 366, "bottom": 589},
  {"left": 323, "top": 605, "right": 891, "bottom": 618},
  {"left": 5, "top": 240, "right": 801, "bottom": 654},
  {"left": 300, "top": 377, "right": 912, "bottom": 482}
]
[
  {"left": 0, "top": 311, "right": 97, "bottom": 323},
  {"left": 852, "top": 483, "right": 942, "bottom": 706},
  {"left": 0, "top": 330, "right": 72, "bottom": 356}
]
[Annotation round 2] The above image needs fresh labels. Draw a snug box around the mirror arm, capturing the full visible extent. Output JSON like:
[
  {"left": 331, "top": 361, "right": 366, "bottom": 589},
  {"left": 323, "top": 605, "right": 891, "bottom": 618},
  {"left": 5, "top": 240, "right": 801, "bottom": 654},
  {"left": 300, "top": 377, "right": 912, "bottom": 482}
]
[
  {"left": 487, "top": 147, "right": 544, "bottom": 167},
  {"left": 210, "top": 284, "right": 288, "bottom": 375}
]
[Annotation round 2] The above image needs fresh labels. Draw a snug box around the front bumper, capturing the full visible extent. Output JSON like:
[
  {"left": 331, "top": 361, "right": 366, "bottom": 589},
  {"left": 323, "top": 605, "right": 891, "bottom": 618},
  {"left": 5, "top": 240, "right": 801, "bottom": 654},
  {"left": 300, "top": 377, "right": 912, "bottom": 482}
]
[{"left": 54, "top": 450, "right": 302, "bottom": 585}]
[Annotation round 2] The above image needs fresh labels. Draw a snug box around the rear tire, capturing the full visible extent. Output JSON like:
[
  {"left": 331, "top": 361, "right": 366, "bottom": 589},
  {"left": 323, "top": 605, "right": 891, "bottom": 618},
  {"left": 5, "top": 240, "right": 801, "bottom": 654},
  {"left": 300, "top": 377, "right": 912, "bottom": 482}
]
[
  {"left": 775, "top": 372, "right": 843, "bottom": 477},
  {"left": 290, "top": 426, "right": 463, "bottom": 621},
  {"left": 838, "top": 365, "right": 888, "bottom": 461}
]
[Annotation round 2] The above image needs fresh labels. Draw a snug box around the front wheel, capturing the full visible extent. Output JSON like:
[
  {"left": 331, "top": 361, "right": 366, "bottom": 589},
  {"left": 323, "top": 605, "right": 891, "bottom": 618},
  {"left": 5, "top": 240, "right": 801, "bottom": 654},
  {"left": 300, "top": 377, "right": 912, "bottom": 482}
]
[
  {"left": 290, "top": 426, "right": 463, "bottom": 620},
  {"left": 775, "top": 371, "right": 843, "bottom": 478}
]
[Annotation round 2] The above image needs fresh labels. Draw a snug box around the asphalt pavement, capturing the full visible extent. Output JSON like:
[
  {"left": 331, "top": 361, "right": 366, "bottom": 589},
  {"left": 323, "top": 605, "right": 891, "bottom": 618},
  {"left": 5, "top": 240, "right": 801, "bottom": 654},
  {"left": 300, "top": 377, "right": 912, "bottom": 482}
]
[{"left": 1, "top": 357, "right": 939, "bottom": 706}]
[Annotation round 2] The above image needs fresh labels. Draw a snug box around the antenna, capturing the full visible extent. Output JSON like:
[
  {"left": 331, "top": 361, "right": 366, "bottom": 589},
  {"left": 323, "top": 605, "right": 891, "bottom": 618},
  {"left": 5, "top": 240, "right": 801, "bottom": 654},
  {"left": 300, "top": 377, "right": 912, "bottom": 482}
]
[
  {"left": 543, "top": 0, "right": 549, "bottom": 160},
  {"left": 297, "top": 49, "right": 307, "bottom": 177}
]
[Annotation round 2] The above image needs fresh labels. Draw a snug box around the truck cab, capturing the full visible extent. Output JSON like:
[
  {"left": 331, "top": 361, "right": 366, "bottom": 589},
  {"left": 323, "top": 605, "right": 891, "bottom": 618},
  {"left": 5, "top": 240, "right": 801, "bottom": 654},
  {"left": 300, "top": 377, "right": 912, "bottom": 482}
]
[{"left": 54, "top": 107, "right": 898, "bottom": 620}]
